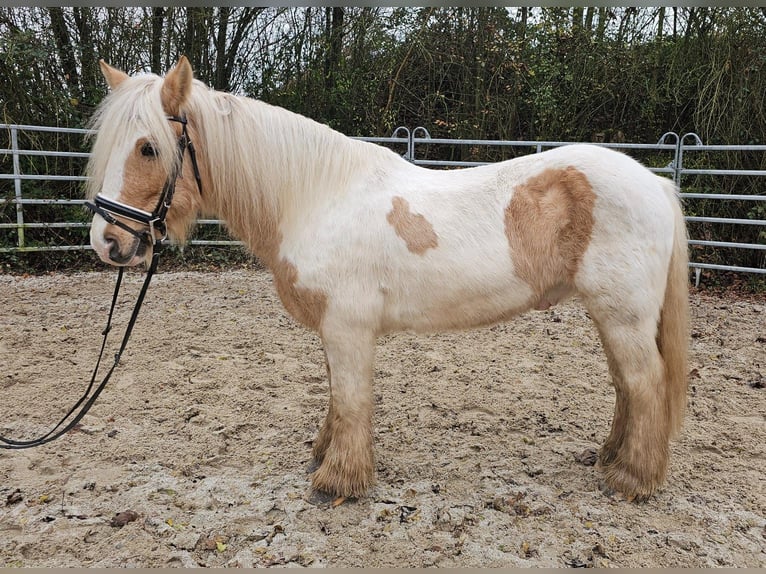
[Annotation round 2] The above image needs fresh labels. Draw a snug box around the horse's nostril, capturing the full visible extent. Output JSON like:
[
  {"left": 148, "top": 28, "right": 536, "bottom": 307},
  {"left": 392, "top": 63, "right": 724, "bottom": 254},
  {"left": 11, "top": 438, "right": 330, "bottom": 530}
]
[
  {"left": 105, "top": 237, "right": 124, "bottom": 262},
  {"left": 106, "top": 237, "right": 130, "bottom": 263},
  {"left": 102, "top": 233, "right": 144, "bottom": 265}
]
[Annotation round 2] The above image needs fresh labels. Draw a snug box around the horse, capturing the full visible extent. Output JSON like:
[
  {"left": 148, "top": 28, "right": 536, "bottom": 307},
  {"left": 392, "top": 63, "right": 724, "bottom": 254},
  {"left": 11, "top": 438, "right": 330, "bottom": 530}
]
[{"left": 86, "top": 56, "right": 689, "bottom": 502}]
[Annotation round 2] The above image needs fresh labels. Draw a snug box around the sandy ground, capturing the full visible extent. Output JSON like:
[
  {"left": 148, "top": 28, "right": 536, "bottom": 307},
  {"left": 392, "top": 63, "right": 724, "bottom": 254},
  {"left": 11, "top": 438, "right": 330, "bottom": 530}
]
[{"left": 0, "top": 267, "right": 764, "bottom": 568}]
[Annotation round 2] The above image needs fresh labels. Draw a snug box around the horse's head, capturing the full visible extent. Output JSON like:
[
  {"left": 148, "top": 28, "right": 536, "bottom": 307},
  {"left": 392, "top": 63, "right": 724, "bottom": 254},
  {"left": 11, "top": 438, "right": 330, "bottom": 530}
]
[{"left": 86, "top": 56, "right": 202, "bottom": 266}]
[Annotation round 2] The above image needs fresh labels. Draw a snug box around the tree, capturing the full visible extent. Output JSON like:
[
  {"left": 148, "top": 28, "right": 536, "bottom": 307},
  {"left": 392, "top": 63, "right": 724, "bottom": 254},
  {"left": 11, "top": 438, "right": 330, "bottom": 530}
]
[
  {"left": 48, "top": 7, "right": 80, "bottom": 102},
  {"left": 150, "top": 7, "right": 164, "bottom": 74}
]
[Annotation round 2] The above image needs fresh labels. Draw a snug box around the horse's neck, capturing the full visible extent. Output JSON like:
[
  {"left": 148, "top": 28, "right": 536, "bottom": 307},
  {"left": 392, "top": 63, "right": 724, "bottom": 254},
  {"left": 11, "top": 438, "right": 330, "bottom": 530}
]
[{"left": 197, "top": 95, "right": 386, "bottom": 265}]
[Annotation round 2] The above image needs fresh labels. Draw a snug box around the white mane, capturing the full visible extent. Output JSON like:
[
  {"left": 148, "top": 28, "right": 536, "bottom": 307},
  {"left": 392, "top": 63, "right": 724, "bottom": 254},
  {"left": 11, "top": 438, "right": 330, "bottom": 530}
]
[{"left": 87, "top": 73, "right": 398, "bottom": 240}]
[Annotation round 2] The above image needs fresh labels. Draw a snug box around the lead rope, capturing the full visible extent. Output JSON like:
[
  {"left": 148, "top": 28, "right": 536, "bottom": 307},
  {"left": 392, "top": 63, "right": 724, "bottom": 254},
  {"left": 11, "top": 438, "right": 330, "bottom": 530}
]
[
  {"left": 2, "top": 112, "right": 199, "bottom": 450},
  {"left": 0, "top": 248, "right": 161, "bottom": 449}
]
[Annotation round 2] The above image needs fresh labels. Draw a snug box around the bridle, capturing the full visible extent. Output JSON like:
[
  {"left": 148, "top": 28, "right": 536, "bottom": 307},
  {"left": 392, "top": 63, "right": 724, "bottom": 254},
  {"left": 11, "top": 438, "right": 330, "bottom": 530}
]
[
  {"left": 84, "top": 114, "right": 202, "bottom": 244},
  {"left": 0, "top": 114, "right": 202, "bottom": 450}
]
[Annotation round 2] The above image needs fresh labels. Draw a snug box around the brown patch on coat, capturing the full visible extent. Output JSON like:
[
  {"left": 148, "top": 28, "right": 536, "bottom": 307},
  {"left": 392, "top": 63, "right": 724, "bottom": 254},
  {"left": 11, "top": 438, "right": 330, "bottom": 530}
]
[
  {"left": 504, "top": 166, "right": 596, "bottom": 299},
  {"left": 272, "top": 259, "right": 327, "bottom": 331},
  {"left": 101, "top": 139, "right": 171, "bottom": 247},
  {"left": 109, "top": 127, "right": 205, "bottom": 247},
  {"left": 386, "top": 196, "right": 438, "bottom": 255},
  {"left": 118, "top": 139, "right": 169, "bottom": 211}
]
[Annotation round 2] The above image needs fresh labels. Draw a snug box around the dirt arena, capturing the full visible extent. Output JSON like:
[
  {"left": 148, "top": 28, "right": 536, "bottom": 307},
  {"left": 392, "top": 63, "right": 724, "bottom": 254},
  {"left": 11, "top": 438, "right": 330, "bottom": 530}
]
[{"left": 0, "top": 267, "right": 764, "bottom": 567}]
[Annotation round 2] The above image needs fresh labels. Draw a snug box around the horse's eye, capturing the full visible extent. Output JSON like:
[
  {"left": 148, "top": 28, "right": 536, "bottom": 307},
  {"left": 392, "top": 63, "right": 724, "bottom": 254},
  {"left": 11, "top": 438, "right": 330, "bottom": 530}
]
[{"left": 140, "top": 142, "right": 157, "bottom": 158}]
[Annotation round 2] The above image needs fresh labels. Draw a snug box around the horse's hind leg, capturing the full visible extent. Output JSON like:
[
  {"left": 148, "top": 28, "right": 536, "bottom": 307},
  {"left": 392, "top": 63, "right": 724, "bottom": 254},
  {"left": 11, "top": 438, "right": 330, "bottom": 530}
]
[
  {"left": 311, "top": 325, "right": 376, "bottom": 498},
  {"left": 585, "top": 297, "right": 670, "bottom": 501}
]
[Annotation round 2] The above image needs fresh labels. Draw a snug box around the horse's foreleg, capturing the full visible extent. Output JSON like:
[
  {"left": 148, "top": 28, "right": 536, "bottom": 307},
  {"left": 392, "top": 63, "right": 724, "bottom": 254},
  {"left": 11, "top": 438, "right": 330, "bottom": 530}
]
[
  {"left": 311, "top": 327, "right": 376, "bottom": 498},
  {"left": 311, "top": 349, "right": 335, "bottom": 464}
]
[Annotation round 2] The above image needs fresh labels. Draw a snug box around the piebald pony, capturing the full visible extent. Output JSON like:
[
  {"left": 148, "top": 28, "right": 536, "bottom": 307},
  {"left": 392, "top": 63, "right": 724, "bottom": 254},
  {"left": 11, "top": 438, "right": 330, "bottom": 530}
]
[{"left": 87, "top": 57, "right": 689, "bottom": 502}]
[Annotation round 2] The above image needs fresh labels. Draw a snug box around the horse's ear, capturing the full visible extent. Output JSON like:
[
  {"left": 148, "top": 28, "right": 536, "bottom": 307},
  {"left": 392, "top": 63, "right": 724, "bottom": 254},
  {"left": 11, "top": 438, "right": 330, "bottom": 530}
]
[
  {"left": 161, "top": 55, "right": 194, "bottom": 116},
  {"left": 99, "top": 59, "right": 129, "bottom": 90}
]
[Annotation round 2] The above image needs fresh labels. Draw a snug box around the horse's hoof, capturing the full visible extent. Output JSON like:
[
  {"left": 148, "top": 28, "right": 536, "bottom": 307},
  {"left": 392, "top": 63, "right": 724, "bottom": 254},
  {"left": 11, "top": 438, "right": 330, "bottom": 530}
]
[
  {"left": 310, "top": 451, "right": 374, "bottom": 499},
  {"left": 306, "top": 489, "right": 336, "bottom": 507},
  {"left": 597, "top": 480, "right": 617, "bottom": 498},
  {"left": 599, "top": 470, "right": 657, "bottom": 503},
  {"left": 625, "top": 491, "right": 653, "bottom": 504},
  {"left": 306, "top": 489, "right": 354, "bottom": 508}
]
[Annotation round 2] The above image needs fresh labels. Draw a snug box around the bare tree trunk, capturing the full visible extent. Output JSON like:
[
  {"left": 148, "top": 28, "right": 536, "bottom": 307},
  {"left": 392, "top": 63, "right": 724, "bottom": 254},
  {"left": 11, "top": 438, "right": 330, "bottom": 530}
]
[
  {"left": 596, "top": 7, "right": 608, "bottom": 41},
  {"left": 572, "top": 7, "right": 584, "bottom": 32},
  {"left": 324, "top": 7, "right": 344, "bottom": 92},
  {"left": 685, "top": 8, "right": 697, "bottom": 39},
  {"left": 185, "top": 7, "right": 209, "bottom": 78},
  {"left": 323, "top": 7, "right": 344, "bottom": 120},
  {"left": 48, "top": 7, "right": 80, "bottom": 99},
  {"left": 519, "top": 6, "right": 528, "bottom": 45},
  {"left": 473, "top": 8, "right": 487, "bottom": 137},
  {"left": 151, "top": 7, "right": 164, "bottom": 74},
  {"left": 73, "top": 7, "right": 97, "bottom": 105},
  {"left": 214, "top": 7, "right": 230, "bottom": 90}
]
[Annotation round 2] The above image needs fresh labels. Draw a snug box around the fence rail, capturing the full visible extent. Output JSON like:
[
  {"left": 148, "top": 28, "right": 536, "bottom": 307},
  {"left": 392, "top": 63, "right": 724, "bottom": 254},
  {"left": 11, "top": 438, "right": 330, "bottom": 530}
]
[{"left": 1, "top": 123, "right": 764, "bottom": 284}]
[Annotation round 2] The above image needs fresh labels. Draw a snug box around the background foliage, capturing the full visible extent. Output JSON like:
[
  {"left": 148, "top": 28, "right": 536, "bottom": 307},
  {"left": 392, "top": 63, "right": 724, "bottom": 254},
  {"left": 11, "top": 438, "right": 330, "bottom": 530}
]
[
  {"left": 1, "top": 7, "right": 764, "bottom": 279},
  {"left": 2, "top": 7, "right": 765, "bottom": 142}
]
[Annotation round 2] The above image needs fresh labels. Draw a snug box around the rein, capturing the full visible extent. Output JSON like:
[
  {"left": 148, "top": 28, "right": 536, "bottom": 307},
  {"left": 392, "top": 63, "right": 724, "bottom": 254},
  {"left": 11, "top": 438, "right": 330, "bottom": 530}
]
[
  {"left": 0, "top": 114, "right": 201, "bottom": 450},
  {"left": 0, "top": 256, "right": 157, "bottom": 449}
]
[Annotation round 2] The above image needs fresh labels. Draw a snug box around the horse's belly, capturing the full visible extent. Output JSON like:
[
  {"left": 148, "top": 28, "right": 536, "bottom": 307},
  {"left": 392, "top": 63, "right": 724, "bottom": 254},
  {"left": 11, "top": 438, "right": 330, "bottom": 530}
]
[{"left": 380, "top": 272, "right": 535, "bottom": 333}]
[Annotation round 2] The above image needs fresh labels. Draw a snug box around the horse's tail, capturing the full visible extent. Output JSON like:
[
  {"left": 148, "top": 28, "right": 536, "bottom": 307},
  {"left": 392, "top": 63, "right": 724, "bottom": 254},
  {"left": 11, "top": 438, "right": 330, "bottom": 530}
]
[{"left": 657, "top": 176, "right": 690, "bottom": 438}]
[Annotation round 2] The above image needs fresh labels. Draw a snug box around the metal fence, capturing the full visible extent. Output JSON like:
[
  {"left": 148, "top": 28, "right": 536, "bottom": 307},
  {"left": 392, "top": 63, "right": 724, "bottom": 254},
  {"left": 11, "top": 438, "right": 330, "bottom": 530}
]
[{"left": 2, "top": 123, "right": 765, "bottom": 284}]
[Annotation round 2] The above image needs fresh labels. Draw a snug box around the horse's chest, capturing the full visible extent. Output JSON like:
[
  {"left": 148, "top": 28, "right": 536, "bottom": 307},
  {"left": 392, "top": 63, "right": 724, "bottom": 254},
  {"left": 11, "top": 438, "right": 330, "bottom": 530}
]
[{"left": 271, "top": 260, "right": 327, "bottom": 331}]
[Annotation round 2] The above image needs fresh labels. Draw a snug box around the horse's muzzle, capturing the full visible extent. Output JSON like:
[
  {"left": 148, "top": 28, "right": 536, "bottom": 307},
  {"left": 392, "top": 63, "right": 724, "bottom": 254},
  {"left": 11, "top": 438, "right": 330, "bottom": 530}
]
[{"left": 103, "top": 233, "right": 148, "bottom": 266}]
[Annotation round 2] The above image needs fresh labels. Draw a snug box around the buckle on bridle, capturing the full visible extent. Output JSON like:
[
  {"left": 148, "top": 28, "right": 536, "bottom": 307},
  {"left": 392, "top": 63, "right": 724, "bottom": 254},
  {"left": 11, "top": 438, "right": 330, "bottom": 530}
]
[{"left": 147, "top": 216, "right": 166, "bottom": 243}]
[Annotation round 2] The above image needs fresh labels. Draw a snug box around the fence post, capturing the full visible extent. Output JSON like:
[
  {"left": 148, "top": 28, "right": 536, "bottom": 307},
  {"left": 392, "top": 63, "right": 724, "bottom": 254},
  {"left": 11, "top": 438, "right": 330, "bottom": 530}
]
[
  {"left": 657, "top": 132, "right": 680, "bottom": 185},
  {"left": 390, "top": 126, "right": 411, "bottom": 161},
  {"left": 678, "top": 132, "right": 704, "bottom": 287},
  {"left": 677, "top": 132, "right": 703, "bottom": 186},
  {"left": 411, "top": 126, "right": 431, "bottom": 164},
  {"left": 11, "top": 126, "right": 25, "bottom": 248}
]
